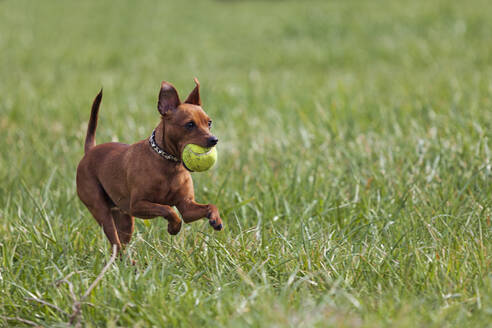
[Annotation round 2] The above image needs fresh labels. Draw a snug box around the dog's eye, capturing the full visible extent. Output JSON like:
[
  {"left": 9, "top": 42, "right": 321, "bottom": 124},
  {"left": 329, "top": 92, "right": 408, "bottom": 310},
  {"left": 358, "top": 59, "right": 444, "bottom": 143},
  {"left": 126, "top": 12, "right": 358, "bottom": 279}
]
[
  {"left": 186, "top": 121, "right": 196, "bottom": 130},
  {"left": 208, "top": 120, "right": 212, "bottom": 128}
]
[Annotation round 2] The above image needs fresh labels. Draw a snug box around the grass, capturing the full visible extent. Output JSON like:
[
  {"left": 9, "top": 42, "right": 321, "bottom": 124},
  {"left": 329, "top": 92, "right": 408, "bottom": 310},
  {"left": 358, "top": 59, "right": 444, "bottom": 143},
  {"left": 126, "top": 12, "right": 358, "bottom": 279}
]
[{"left": 0, "top": 0, "right": 491, "bottom": 326}]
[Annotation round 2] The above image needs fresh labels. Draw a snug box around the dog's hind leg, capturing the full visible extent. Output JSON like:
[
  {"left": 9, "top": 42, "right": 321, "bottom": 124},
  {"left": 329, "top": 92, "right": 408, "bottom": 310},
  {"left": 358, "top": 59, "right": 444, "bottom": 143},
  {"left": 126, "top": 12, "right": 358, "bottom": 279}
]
[
  {"left": 90, "top": 205, "right": 122, "bottom": 251},
  {"left": 112, "top": 209, "right": 134, "bottom": 245},
  {"left": 77, "top": 176, "right": 122, "bottom": 251}
]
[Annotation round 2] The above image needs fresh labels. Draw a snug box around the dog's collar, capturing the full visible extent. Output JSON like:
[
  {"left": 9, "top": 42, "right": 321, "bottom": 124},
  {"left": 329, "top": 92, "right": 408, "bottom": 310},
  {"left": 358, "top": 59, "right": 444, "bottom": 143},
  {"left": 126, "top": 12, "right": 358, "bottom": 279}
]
[{"left": 149, "top": 130, "right": 180, "bottom": 163}]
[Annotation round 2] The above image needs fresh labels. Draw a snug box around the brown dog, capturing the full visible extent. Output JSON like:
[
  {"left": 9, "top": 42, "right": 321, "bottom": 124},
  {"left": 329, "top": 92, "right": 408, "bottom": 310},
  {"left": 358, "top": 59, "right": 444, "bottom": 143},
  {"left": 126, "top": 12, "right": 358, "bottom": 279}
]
[{"left": 76, "top": 79, "right": 223, "bottom": 252}]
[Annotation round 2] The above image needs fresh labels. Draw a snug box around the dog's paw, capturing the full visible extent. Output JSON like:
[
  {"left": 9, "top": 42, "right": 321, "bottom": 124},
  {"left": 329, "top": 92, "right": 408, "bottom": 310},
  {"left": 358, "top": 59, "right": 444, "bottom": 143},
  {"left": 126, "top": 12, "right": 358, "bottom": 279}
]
[
  {"left": 168, "top": 220, "right": 182, "bottom": 235},
  {"left": 209, "top": 216, "right": 223, "bottom": 231}
]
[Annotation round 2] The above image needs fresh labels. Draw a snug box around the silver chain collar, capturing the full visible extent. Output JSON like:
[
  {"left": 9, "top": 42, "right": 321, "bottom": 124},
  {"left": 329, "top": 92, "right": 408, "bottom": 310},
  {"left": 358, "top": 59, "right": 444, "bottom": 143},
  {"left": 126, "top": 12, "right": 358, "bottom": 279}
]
[{"left": 148, "top": 130, "right": 180, "bottom": 163}]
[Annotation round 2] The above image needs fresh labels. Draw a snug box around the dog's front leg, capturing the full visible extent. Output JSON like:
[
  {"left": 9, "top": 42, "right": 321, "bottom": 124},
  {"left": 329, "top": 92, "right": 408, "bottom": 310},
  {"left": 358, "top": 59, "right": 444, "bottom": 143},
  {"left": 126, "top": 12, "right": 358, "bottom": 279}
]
[
  {"left": 177, "top": 201, "right": 223, "bottom": 231},
  {"left": 130, "top": 200, "right": 182, "bottom": 235}
]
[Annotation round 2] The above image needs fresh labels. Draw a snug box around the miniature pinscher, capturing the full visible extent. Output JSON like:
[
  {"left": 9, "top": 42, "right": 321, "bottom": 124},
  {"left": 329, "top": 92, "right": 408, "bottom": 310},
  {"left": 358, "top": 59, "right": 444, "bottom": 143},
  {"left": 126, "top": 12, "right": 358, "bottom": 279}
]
[{"left": 76, "top": 78, "right": 223, "bottom": 252}]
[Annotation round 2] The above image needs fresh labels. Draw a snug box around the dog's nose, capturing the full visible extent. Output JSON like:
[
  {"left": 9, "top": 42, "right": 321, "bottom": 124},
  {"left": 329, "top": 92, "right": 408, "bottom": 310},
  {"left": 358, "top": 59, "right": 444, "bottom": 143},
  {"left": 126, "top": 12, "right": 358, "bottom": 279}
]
[{"left": 207, "top": 136, "right": 219, "bottom": 147}]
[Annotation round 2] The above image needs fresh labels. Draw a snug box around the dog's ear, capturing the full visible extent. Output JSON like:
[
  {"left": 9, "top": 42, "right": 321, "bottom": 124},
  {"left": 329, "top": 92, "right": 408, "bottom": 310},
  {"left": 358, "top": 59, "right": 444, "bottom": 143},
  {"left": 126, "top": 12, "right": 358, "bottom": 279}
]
[
  {"left": 184, "top": 77, "right": 201, "bottom": 106},
  {"left": 158, "top": 81, "right": 181, "bottom": 116}
]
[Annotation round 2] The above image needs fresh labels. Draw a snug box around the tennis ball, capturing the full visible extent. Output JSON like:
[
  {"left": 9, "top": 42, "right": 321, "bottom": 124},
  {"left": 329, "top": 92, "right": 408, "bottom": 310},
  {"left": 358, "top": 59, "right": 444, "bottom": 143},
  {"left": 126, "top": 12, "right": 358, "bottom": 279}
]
[{"left": 182, "top": 144, "right": 217, "bottom": 172}]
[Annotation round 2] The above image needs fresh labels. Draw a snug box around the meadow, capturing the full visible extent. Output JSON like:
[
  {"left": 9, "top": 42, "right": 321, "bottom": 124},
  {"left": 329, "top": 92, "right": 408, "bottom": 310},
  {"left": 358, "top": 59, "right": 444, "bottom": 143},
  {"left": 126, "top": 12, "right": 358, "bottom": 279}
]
[{"left": 0, "top": 0, "right": 491, "bottom": 326}]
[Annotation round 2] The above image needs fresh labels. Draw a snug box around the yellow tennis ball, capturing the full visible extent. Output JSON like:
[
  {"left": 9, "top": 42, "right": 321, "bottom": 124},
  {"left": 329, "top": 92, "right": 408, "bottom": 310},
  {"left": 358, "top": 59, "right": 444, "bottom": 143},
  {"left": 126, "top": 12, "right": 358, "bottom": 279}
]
[{"left": 182, "top": 144, "right": 217, "bottom": 172}]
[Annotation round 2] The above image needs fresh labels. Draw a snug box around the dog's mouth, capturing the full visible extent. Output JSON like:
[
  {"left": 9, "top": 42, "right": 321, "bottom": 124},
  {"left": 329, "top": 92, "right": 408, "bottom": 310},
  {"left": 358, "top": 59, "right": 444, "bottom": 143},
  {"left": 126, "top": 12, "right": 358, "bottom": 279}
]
[
  {"left": 179, "top": 144, "right": 214, "bottom": 156},
  {"left": 189, "top": 147, "right": 214, "bottom": 156}
]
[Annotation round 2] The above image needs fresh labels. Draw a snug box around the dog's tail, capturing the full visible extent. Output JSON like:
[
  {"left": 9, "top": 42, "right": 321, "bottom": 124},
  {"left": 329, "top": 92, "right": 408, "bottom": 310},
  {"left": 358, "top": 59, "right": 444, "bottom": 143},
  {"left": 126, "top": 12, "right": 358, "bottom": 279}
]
[{"left": 84, "top": 89, "right": 103, "bottom": 154}]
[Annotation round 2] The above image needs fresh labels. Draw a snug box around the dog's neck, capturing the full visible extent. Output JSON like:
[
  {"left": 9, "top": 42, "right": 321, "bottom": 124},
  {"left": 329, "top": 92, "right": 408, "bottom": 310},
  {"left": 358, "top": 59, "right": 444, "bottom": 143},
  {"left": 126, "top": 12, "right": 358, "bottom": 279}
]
[{"left": 152, "top": 121, "right": 180, "bottom": 162}]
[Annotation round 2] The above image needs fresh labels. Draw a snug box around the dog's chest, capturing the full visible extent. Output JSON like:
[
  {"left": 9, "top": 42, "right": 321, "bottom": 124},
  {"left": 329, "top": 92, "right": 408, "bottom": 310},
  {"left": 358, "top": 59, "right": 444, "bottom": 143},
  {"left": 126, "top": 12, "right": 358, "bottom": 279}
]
[{"left": 147, "top": 169, "right": 193, "bottom": 205}]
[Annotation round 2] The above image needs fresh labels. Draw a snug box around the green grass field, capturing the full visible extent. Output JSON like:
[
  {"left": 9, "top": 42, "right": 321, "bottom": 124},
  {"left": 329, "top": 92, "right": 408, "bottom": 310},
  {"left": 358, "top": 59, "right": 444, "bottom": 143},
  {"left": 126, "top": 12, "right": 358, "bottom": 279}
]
[{"left": 1, "top": 0, "right": 491, "bottom": 326}]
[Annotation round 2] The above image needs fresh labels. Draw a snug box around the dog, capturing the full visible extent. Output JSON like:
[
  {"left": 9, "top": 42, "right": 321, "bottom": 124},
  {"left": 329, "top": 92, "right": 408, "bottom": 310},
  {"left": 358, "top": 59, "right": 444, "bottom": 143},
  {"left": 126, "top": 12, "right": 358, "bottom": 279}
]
[{"left": 76, "top": 78, "right": 223, "bottom": 252}]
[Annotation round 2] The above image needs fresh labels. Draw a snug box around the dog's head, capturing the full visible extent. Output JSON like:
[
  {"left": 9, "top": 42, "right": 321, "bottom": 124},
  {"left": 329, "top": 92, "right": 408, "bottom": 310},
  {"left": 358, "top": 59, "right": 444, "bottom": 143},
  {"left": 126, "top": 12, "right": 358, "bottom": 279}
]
[{"left": 157, "top": 78, "right": 218, "bottom": 157}]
